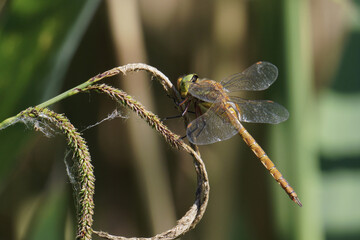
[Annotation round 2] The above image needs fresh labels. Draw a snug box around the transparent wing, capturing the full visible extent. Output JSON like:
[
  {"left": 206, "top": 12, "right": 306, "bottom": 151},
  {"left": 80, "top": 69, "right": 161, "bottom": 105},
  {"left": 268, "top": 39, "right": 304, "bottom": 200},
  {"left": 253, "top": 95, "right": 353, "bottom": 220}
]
[
  {"left": 221, "top": 62, "right": 278, "bottom": 92},
  {"left": 230, "top": 96, "right": 289, "bottom": 124},
  {"left": 186, "top": 102, "right": 238, "bottom": 145},
  {"left": 188, "top": 79, "right": 223, "bottom": 103}
]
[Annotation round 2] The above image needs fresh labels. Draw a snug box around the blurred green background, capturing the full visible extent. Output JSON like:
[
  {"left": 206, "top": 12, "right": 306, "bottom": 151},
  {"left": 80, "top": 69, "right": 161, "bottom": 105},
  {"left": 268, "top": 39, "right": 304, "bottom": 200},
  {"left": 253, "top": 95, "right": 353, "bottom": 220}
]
[{"left": 0, "top": 0, "right": 359, "bottom": 239}]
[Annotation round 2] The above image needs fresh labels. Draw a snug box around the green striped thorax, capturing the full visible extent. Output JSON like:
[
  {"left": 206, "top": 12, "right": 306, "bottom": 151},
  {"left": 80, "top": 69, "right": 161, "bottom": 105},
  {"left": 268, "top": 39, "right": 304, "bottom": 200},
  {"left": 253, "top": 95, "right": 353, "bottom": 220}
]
[{"left": 177, "top": 74, "right": 198, "bottom": 98}]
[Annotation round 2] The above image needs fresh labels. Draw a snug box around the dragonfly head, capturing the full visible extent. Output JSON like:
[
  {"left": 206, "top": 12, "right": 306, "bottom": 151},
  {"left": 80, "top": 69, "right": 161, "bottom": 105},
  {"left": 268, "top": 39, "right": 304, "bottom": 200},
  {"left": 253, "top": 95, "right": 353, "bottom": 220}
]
[{"left": 177, "top": 74, "right": 198, "bottom": 98}]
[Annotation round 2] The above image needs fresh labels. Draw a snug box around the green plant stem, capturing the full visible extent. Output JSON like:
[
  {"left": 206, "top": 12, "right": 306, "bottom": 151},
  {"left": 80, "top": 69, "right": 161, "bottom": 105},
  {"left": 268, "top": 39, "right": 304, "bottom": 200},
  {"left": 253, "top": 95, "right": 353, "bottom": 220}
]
[
  {"left": 37, "top": 81, "right": 90, "bottom": 109},
  {"left": 0, "top": 81, "right": 89, "bottom": 129},
  {"left": 0, "top": 63, "right": 177, "bottom": 130}
]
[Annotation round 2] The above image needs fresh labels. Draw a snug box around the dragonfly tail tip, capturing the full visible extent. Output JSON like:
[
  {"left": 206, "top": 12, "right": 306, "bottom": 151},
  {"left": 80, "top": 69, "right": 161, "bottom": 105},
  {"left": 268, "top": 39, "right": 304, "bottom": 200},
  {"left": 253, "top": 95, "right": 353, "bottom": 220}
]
[{"left": 293, "top": 197, "right": 302, "bottom": 207}]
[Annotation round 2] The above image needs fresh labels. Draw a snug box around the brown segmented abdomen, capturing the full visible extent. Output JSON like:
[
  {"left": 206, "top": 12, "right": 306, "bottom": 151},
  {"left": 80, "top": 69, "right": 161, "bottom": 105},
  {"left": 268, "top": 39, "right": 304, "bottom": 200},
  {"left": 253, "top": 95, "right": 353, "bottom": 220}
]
[{"left": 237, "top": 123, "right": 302, "bottom": 207}]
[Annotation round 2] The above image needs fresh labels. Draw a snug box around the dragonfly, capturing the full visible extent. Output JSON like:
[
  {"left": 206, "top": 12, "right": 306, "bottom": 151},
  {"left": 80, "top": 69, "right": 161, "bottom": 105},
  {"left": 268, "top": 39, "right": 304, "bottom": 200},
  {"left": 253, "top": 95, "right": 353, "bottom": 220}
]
[{"left": 177, "top": 61, "right": 302, "bottom": 207}]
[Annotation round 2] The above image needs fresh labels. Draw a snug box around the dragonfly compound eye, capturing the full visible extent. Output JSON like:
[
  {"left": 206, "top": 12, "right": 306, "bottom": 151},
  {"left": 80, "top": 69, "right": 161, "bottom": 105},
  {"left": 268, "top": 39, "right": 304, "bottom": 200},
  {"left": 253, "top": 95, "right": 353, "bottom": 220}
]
[{"left": 191, "top": 74, "right": 198, "bottom": 83}]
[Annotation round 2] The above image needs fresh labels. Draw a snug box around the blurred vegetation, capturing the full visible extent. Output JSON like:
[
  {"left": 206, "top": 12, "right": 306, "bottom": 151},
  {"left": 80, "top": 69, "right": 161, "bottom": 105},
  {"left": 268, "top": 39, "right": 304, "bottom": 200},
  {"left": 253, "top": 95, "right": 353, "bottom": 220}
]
[{"left": 0, "top": 0, "right": 359, "bottom": 240}]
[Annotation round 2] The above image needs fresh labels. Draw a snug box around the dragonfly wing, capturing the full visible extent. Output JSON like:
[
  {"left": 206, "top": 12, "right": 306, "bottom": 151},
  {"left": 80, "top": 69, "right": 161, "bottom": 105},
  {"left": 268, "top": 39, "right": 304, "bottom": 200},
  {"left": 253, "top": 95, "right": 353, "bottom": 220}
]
[
  {"left": 188, "top": 80, "right": 223, "bottom": 103},
  {"left": 221, "top": 62, "right": 278, "bottom": 92},
  {"left": 230, "top": 96, "right": 289, "bottom": 124},
  {"left": 186, "top": 103, "right": 238, "bottom": 145}
]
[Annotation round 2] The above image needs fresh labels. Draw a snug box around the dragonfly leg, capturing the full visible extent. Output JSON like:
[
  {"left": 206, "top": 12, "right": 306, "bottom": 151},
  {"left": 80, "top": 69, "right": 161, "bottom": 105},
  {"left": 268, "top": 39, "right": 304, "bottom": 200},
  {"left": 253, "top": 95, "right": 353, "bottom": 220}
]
[
  {"left": 181, "top": 101, "right": 191, "bottom": 116},
  {"left": 177, "top": 97, "right": 193, "bottom": 117},
  {"left": 162, "top": 115, "right": 183, "bottom": 121},
  {"left": 161, "top": 110, "right": 196, "bottom": 121},
  {"left": 180, "top": 134, "right": 187, "bottom": 140},
  {"left": 178, "top": 96, "right": 189, "bottom": 107}
]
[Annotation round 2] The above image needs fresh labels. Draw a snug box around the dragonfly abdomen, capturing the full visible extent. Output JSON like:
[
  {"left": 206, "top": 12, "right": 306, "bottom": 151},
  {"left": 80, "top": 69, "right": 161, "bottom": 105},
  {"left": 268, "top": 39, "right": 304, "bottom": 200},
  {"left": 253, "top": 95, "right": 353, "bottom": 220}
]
[{"left": 237, "top": 125, "right": 302, "bottom": 207}]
